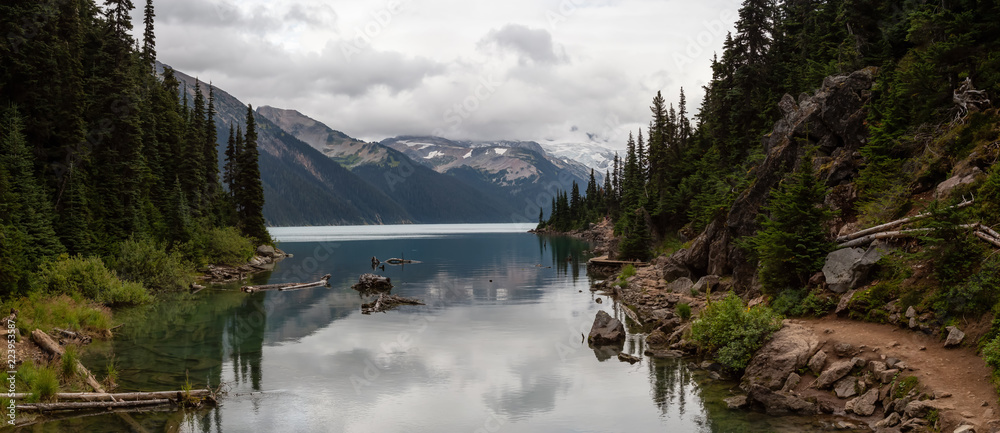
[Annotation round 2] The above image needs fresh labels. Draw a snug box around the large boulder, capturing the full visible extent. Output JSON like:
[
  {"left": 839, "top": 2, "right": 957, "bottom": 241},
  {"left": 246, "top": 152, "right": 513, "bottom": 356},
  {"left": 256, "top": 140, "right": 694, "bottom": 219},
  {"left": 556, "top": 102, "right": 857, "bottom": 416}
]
[
  {"left": 746, "top": 384, "right": 819, "bottom": 415},
  {"left": 815, "top": 359, "right": 857, "bottom": 389},
  {"left": 822, "top": 246, "right": 884, "bottom": 293},
  {"left": 256, "top": 245, "right": 277, "bottom": 258},
  {"left": 588, "top": 311, "right": 626, "bottom": 346},
  {"left": 945, "top": 326, "right": 966, "bottom": 347},
  {"left": 846, "top": 388, "right": 880, "bottom": 416},
  {"left": 742, "top": 322, "right": 820, "bottom": 391}
]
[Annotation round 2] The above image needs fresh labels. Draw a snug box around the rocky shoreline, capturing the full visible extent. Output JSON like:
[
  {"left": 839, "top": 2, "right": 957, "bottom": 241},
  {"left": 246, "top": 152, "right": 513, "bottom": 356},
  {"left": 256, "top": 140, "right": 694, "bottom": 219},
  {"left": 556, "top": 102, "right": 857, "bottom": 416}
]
[
  {"left": 582, "top": 238, "right": 997, "bottom": 433},
  {"left": 198, "top": 244, "right": 290, "bottom": 284}
]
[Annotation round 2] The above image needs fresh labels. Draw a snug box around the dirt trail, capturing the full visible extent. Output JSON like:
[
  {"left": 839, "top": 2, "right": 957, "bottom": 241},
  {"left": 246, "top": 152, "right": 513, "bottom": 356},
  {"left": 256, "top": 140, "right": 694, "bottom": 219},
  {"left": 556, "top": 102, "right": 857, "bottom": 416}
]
[{"left": 796, "top": 316, "right": 997, "bottom": 431}]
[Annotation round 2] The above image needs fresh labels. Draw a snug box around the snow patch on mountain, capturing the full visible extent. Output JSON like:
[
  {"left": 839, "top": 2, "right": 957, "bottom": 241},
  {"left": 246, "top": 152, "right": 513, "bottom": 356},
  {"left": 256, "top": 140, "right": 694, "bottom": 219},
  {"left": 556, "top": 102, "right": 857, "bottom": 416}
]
[{"left": 539, "top": 141, "right": 618, "bottom": 173}]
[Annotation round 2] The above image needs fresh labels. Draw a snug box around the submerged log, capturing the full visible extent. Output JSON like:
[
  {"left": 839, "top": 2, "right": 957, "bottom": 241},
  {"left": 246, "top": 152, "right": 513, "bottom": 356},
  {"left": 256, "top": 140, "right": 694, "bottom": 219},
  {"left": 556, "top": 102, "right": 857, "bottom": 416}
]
[
  {"left": 242, "top": 274, "right": 331, "bottom": 293},
  {"left": 384, "top": 258, "right": 417, "bottom": 265},
  {"left": 17, "top": 399, "right": 172, "bottom": 412},
  {"left": 352, "top": 273, "right": 393, "bottom": 292},
  {"left": 361, "top": 293, "right": 425, "bottom": 314}
]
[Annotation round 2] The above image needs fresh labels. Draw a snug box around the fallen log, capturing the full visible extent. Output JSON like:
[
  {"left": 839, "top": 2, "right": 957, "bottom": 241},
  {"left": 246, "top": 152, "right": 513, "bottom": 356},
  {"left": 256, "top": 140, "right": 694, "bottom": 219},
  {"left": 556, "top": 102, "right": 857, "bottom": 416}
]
[
  {"left": 31, "top": 329, "right": 106, "bottom": 394},
  {"left": 361, "top": 293, "right": 424, "bottom": 314},
  {"left": 836, "top": 198, "right": 974, "bottom": 243},
  {"left": 976, "top": 230, "right": 1000, "bottom": 248},
  {"left": 17, "top": 399, "right": 172, "bottom": 412},
  {"left": 6, "top": 390, "right": 211, "bottom": 402},
  {"left": 384, "top": 258, "right": 419, "bottom": 265},
  {"left": 242, "top": 274, "right": 331, "bottom": 293},
  {"left": 352, "top": 273, "right": 393, "bottom": 292}
]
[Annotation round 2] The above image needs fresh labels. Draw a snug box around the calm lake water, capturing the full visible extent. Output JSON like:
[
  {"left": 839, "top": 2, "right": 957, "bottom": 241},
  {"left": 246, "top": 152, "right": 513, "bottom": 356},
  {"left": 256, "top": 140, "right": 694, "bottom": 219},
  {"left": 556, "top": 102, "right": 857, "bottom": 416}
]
[{"left": 58, "top": 224, "right": 845, "bottom": 432}]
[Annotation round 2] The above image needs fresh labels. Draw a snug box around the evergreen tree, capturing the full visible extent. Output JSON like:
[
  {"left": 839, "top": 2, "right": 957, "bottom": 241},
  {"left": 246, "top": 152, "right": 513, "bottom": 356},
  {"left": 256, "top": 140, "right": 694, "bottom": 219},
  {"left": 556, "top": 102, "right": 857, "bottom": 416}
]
[
  {"left": 141, "top": 0, "right": 156, "bottom": 71},
  {"left": 203, "top": 84, "right": 220, "bottom": 209},
  {"left": 0, "top": 106, "right": 64, "bottom": 284},
  {"left": 751, "top": 150, "right": 833, "bottom": 293},
  {"left": 235, "top": 105, "right": 268, "bottom": 244},
  {"left": 223, "top": 124, "right": 238, "bottom": 193},
  {"left": 570, "top": 181, "right": 581, "bottom": 222}
]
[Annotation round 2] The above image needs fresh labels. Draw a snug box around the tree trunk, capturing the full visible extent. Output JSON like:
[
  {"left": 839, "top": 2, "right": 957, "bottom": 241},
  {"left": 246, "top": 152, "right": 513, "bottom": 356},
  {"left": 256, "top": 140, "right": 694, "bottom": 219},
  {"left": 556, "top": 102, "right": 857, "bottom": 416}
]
[
  {"left": 6, "top": 390, "right": 210, "bottom": 401},
  {"left": 243, "top": 274, "right": 330, "bottom": 292}
]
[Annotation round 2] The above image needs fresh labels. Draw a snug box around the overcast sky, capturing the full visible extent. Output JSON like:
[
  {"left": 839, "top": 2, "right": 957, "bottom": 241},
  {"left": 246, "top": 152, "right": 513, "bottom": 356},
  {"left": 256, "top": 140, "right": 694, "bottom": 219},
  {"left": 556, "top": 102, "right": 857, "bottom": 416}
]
[{"left": 141, "top": 0, "right": 740, "bottom": 149}]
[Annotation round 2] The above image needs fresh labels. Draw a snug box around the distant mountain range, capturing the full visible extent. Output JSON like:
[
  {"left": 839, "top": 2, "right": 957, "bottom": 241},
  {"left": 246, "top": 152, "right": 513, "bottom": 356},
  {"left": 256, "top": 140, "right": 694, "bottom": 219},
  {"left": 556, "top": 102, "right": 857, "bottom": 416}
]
[{"left": 166, "top": 64, "right": 603, "bottom": 226}]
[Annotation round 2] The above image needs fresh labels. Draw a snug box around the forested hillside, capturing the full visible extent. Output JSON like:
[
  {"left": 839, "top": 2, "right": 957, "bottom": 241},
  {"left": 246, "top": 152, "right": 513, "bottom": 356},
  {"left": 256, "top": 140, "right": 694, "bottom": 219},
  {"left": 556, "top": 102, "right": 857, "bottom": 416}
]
[
  {"left": 1, "top": 1, "right": 266, "bottom": 300},
  {"left": 543, "top": 0, "right": 1000, "bottom": 386}
]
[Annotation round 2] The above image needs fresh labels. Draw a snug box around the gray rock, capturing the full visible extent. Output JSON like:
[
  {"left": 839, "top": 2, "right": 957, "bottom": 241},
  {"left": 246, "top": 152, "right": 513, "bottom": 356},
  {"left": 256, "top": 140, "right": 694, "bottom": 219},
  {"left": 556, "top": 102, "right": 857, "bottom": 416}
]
[
  {"left": 835, "top": 289, "right": 857, "bottom": 314},
  {"left": 846, "top": 388, "right": 879, "bottom": 416},
  {"left": 905, "top": 306, "right": 917, "bottom": 318},
  {"left": 783, "top": 372, "right": 801, "bottom": 392},
  {"left": 879, "top": 368, "right": 900, "bottom": 384},
  {"left": 691, "top": 275, "right": 720, "bottom": 294},
  {"left": 815, "top": 359, "right": 856, "bottom": 389},
  {"left": 742, "top": 322, "right": 820, "bottom": 391},
  {"left": 834, "top": 376, "right": 859, "bottom": 398},
  {"left": 588, "top": 310, "right": 625, "bottom": 346},
  {"left": 899, "top": 418, "right": 929, "bottom": 432},
  {"left": 909, "top": 317, "right": 918, "bottom": 329},
  {"left": 256, "top": 244, "right": 276, "bottom": 257},
  {"left": 666, "top": 277, "right": 695, "bottom": 294},
  {"left": 945, "top": 326, "right": 966, "bottom": 347},
  {"left": 746, "top": 384, "right": 819, "bottom": 415},
  {"left": 886, "top": 357, "right": 900, "bottom": 368},
  {"left": 823, "top": 246, "right": 884, "bottom": 293},
  {"left": 953, "top": 424, "right": 975, "bottom": 433},
  {"left": 935, "top": 168, "right": 984, "bottom": 199},
  {"left": 725, "top": 395, "right": 748, "bottom": 410},
  {"left": 904, "top": 400, "right": 938, "bottom": 419},
  {"left": 808, "top": 350, "right": 828, "bottom": 375},
  {"left": 835, "top": 342, "right": 856, "bottom": 357},
  {"left": 875, "top": 412, "right": 901, "bottom": 428}
]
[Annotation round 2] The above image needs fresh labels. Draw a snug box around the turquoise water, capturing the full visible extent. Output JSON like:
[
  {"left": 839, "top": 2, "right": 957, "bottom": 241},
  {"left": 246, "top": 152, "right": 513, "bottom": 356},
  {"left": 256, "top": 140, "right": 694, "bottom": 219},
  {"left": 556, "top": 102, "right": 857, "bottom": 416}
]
[{"left": 41, "top": 224, "right": 851, "bottom": 432}]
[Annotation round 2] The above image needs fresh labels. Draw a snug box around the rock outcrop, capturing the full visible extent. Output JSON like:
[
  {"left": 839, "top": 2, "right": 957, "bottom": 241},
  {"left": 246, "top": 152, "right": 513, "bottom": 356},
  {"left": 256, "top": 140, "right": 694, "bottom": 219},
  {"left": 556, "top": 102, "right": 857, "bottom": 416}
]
[
  {"left": 742, "top": 322, "right": 820, "bottom": 391},
  {"left": 822, "top": 245, "right": 883, "bottom": 293},
  {"left": 654, "top": 68, "right": 877, "bottom": 288}
]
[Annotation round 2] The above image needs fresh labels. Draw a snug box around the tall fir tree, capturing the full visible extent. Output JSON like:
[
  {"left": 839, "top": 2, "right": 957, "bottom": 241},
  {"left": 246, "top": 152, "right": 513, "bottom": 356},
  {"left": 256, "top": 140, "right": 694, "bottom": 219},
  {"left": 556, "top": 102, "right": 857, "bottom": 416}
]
[
  {"left": 141, "top": 0, "right": 156, "bottom": 72},
  {"left": 236, "top": 105, "right": 268, "bottom": 244}
]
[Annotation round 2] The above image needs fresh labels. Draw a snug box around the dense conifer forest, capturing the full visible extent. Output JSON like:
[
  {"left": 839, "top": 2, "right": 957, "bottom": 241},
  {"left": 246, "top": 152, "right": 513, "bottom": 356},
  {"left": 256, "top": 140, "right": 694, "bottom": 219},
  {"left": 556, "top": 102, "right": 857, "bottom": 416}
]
[{"left": 1, "top": 0, "right": 268, "bottom": 303}]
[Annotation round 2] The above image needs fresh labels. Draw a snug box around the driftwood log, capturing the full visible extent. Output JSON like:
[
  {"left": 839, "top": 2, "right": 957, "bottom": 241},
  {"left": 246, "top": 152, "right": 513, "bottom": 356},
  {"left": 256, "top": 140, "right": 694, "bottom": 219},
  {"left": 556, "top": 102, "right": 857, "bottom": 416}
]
[
  {"left": 352, "top": 273, "right": 392, "bottom": 292},
  {"left": 6, "top": 390, "right": 211, "bottom": 402},
  {"left": 16, "top": 399, "right": 172, "bottom": 412},
  {"left": 361, "top": 293, "right": 424, "bottom": 314},
  {"left": 242, "top": 274, "right": 330, "bottom": 293}
]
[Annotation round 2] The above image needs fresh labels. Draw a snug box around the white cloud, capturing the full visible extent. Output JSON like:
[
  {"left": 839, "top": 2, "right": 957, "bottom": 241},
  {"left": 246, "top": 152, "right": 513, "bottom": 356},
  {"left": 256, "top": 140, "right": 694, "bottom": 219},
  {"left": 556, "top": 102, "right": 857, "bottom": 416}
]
[{"left": 138, "top": 0, "right": 740, "bottom": 148}]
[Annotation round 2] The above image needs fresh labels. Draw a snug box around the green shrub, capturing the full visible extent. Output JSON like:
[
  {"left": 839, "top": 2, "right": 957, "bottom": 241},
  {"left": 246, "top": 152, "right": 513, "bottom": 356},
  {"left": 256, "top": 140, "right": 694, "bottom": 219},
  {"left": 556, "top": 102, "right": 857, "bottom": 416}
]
[
  {"left": 979, "top": 163, "right": 1000, "bottom": 226},
  {"left": 36, "top": 255, "right": 151, "bottom": 306},
  {"left": 896, "top": 375, "right": 919, "bottom": 397},
  {"left": 62, "top": 345, "right": 78, "bottom": 379},
  {"left": 690, "top": 292, "right": 784, "bottom": 371},
  {"left": 676, "top": 302, "right": 692, "bottom": 320},
  {"left": 181, "top": 226, "right": 256, "bottom": 267},
  {"left": 109, "top": 238, "right": 193, "bottom": 291},
  {"left": 619, "top": 264, "right": 637, "bottom": 280},
  {"left": 16, "top": 360, "right": 59, "bottom": 402},
  {"left": 4, "top": 293, "right": 112, "bottom": 334},
  {"left": 773, "top": 289, "right": 837, "bottom": 317},
  {"left": 935, "top": 255, "right": 1000, "bottom": 315}
]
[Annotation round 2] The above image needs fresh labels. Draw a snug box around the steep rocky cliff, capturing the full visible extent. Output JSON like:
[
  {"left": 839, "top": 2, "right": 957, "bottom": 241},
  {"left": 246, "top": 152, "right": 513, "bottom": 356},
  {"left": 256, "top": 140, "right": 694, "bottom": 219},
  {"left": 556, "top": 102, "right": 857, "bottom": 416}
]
[{"left": 660, "top": 68, "right": 878, "bottom": 290}]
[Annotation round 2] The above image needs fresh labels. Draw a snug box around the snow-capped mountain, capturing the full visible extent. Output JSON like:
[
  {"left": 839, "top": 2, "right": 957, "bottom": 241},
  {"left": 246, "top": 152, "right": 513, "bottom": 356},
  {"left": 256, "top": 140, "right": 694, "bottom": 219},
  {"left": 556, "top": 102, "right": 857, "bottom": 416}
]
[{"left": 538, "top": 141, "right": 618, "bottom": 174}]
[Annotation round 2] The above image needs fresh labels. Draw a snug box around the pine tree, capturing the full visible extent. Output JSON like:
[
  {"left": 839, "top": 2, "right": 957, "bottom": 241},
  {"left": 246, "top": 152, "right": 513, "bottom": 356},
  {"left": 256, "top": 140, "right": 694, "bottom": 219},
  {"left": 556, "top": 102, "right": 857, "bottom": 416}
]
[
  {"left": 235, "top": 105, "right": 268, "bottom": 244},
  {"left": 141, "top": 0, "right": 156, "bottom": 71},
  {"left": 570, "top": 181, "right": 581, "bottom": 222},
  {"left": 203, "top": 84, "right": 220, "bottom": 209},
  {"left": 223, "top": 124, "right": 238, "bottom": 193},
  {"left": 0, "top": 105, "right": 64, "bottom": 266},
  {"left": 751, "top": 150, "right": 833, "bottom": 293}
]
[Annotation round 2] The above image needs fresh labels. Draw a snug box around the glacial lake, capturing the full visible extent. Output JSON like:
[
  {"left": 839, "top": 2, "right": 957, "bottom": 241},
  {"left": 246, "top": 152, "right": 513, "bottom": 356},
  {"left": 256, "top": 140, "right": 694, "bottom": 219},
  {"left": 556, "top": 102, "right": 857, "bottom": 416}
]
[{"left": 55, "top": 224, "right": 846, "bottom": 432}]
